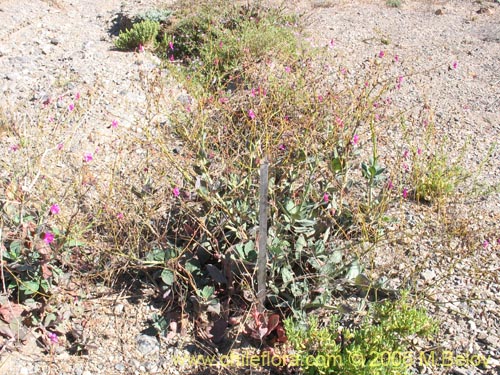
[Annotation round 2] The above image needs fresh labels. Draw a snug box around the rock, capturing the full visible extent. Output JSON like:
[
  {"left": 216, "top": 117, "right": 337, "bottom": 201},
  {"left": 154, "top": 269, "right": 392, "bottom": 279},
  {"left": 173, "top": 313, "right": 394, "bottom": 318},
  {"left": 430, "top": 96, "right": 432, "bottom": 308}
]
[
  {"left": 113, "top": 303, "right": 124, "bottom": 315},
  {"left": 136, "top": 334, "right": 159, "bottom": 355},
  {"left": 50, "top": 38, "right": 60, "bottom": 45},
  {"left": 435, "top": 9, "right": 443, "bottom": 15},
  {"left": 114, "top": 363, "right": 126, "bottom": 372},
  {"left": 421, "top": 269, "right": 436, "bottom": 282}
]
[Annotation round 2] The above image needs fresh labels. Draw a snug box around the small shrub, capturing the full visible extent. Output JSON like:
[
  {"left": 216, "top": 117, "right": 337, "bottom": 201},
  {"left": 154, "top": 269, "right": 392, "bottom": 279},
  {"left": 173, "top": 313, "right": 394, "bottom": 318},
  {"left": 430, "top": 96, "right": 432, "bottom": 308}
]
[
  {"left": 134, "top": 8, "right": 172, "bottom": 24},
  {"left": 386, "top": 0, "right": 402, "bottom": 8},
  {"left": 285, "top": 294, "right": 438, "bottom": 375},
  {"left": 115, "top": 20, "right": 160, "bottom": 50}
]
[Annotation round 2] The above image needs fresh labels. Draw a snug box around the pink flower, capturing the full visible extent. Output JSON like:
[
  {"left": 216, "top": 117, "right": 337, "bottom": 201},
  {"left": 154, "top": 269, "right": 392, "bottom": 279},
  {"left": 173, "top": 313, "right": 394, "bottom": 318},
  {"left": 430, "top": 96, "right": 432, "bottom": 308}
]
[
  {"left": 285, "top": 66, "right": 291, "bottom": 73},
  {"left": 219, "top": 41, "right": 223, "bottom": 48},
  {"left": 68, "top": 103, "right": 75, "bottom": 112},
  {"left": 378, "top": 50, "right": 385, "bottom": 58},
  {"left": 335, "top": 117, "right": 343, "bottom": 127},
  {"left": 56, "top": 143, "right": 63, "bottom": 150},
  {"left": 482, "top": 240, "right": 489, "bottom": 249},
  {"left": 452, "top": 61, "right": 458, "bottom": 70},
  {"left": 284, "top": 115, "right": 290, "bottom": 122},
  {"left": 48, "top": 117, "right": 54, "bottom": 122},
  {"left": 278, "top": 144, "right": 286, "bottom": 151},
  {"left": 169, "top": 41, "right": 174, "bottom": 50},
  {"left": 111, "top": 119, "right": 118, "bottom": 128},
  {"left": 352, "top": 134, "right": 359, "bottom": 145},
  {"left": 169, "top": 55, "right": 174, "bottom": 62},
  {"left": 403, "top": 163, "right": 409, "bottom": 172},
  {"left": 403, "top": 150, "right": 409, "bottom": 159},
  {"left": 402, "top": 187, "right": 408, "bottom": 199},
  {"left": 9, "top": 144, "right": 20, "bottom": 152},
  {"left": 75, "top": 92, "right": 80, "bottom": 100},
  {"left": 417, "top": 148, "right": 422, "bottom": 155},
  {"left": 375, "top": 114, "right": 380, "bottom": 121},
  {"left": 387, "top": 180, "right": 394, "bottom": 190},
  {"left": 83, "top": 152, "right": 93, "bottom": 162},
  {"left": 48, "top": 332, "right": 58, "bottom": 345},
  {"left": 138, "top": 44, "right": 145, "bottom": 53},
  {"left": 250, "top": 88, "right": 257, "bottom": 97},
  {"left": 50, "top": 204, "right": 60, "bottom": 215},
  {"left": 43, "top": 232, "right": 55, "bottom": 244},
  {"left": 219, "top": 97, "right": 228, "bottom": 104},
  {"left": 394, "top": 54, "right": 399, "bottom": 62},
  {"left": 173, "top": 187, "right": 180, "bottom": 197},
  {"left": 248, "top": 110, "right": 256, "bottom": 120},
  {"left": 317, "top": 95, "right": 324, "bottom": 102},
  {"left": 340, "top": 67, "right": 347, "bottom": 75},
  {"left": 329, "top": 39, "right": 335, "bottom": 48},
  {"left": 117, "top": 212, "right": 124, "bottom": 220},
  {"left": 323, "top": 192, "right": 329, "bottom": 203}
]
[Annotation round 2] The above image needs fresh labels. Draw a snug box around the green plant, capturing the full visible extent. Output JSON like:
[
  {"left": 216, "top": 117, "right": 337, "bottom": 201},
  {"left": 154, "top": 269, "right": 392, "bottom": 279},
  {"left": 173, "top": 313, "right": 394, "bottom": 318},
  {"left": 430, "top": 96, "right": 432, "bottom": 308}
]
[
  {"left": 160, "top": 1, "right": 301, "bottom": 90},
  {"left": 115, "top": 20, "right": 160, "bottom": 50},
  {"left": 134, "top": 8, "right": 172, "bottom": 24},
  {"left": 386, "top": 0, "right": 402, "bottom": 8},
  {"left": 285, "top": 294, "right": 438, "bottom": 375}
]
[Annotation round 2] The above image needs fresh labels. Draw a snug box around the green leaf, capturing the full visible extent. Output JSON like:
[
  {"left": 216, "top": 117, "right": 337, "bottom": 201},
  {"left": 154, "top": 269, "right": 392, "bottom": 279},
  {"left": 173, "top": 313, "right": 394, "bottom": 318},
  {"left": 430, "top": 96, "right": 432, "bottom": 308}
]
[
  {"left": 6, "top": 241, "right": 21, "bottom": 260},
  {"left": 161, "top": 269, "right": 174, "bottom": 286},
  {"left": 281, "top": 266, "right": 294, "bottom": 284},
  {"left": 346, "top": 259, "right": 362, "bottom": 280},
  {"left": 64, "top": 239, "right": 86, "bottom": 248},
  {"left": 20, "top": 280, "right": 40, "bottom": 295}
]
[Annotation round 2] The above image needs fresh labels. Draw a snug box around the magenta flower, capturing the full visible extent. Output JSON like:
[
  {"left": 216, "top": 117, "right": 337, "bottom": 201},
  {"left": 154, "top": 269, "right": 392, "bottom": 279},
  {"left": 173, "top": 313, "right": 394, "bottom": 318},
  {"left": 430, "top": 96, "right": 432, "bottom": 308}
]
[
  {"left": 111, "top": 119, "right": 118, "bottom": 128},
  {"left": 48, "top": 332, "right": 58, "bottom": 345},
  {"left": 403, "top": 150, "right": 409, "bottom": 159},
  {"left": 9, "top": 144, "right": 20, "bottom": 152},
  {"left": 284, "top": 115, "right": 290, "bottom": 122},
  {"left": 417, "top": 148, "right": 422, "bottom": 155},
  {"left": 250, "top": 88, "right": 257, "bottom": 97},
  {"left": 482, "top": 240, "right": 489, "bottom": 249},
  {"left": 323, "top": 192, "right": 329, "bottom": 203},
  {"left": 248, "top": 110, "right": 256, "bottom": 120},
  {"left": 83, "top": 152, "right": 93, "bottom": 162},
  {"left": 387, "top": 180, "right": 394, "bottom": 190},
  {"left": 169, "top": 54, "right": 174, "bottom": 62},
  {"left": 285, "top": 66, "right": 291, "bottom": 73},
  {"left": 117, "top": 212, "right": 124, "bottom": 220},
  {"left": 56, "top": 143, "right": 63, "bottom": 150},
  {"left": 452, "top": 61, "right": 458, "bottom": 70},
  {"left": 138, "top": 44, "right": 145, "bottom": 53},
  {"left": 402, "top": 187, "right": 408, "bottom": 199},
  {"left": 68, "top": 103, "right": 75, "bottom": 112},
  {"left": 394, "top": 54, "right": 399, "bottom": 62},
  {"left": 43, "top": 232, "right": 55, "bottom": 244},
  {"left": 278, "top": 144, "right": 286, "bottom": 151},
  {"left": 173, "top": 187, "right": 180, "bottom": 197},
  {"left": 50, "top": 204, "right": 60, "bottom": 215},
  {"left": 169, "top": 41, "right": 174, "bottom": 50},
  {"left": 378, "top": 50, "right": 385, "bottom": 58},
  {"left": 329, "top": 39, "right": 335, "bottom": 48},
  {"left": 75, "top": 92, "right": 80, "bottom": 100},
  {"left": 352, "top": 134, "right": 359, "bottom": 145},
  {"left": 340, "top": 67, "right": 347, "bottom": 75},
  {"left": 317, "top": 95, "right": 324, "bottom": 103}
]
